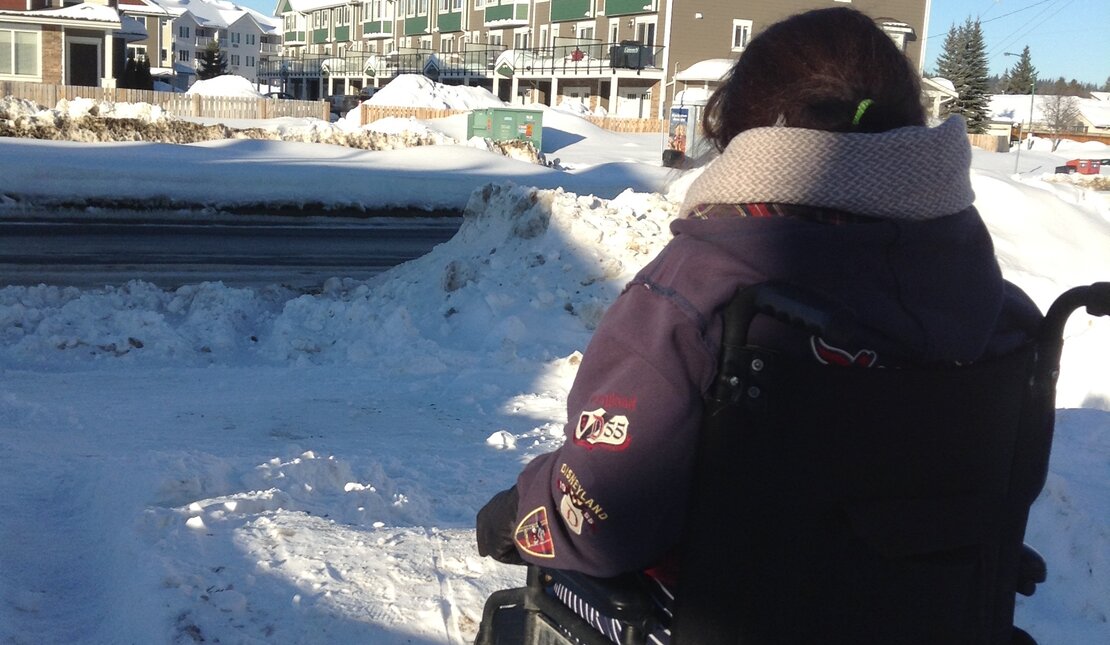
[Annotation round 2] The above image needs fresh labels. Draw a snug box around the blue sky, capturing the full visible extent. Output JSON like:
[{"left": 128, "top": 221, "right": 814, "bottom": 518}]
[
  {"left": 235, "top": 0, "right": 1109, "bottom": 87},
  {"left": 925, "top": 0, "right": 1109, "bottom": 85}
]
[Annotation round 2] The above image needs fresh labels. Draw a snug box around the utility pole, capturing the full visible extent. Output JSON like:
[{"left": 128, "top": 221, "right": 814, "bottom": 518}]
[{"left": 1004, "top": 52, "right": 1036, "bottom": 174}]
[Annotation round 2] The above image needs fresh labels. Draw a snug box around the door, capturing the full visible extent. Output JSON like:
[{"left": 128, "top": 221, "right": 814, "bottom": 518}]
[
  {"left": 616, "top": 89, "right": 651, "bottom": 118},
  {"left": 67, "top": 41, "right": 100, "bottom": 87}
]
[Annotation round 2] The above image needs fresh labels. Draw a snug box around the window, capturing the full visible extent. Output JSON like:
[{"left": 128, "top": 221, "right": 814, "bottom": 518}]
[
  {"left": 246, "top": 55, "right": 255, "bottom": 67},
  {"left": 487, "top": 31, "right": 502, "bottom": 46},
  {"left": 575, "top": 22, "right": 594, "bottom": 41},
  {"left": 126, "top": 45, "right": 148, "bottom": 62},
  {"left": 513, "top": 30, "right": 530, "bottom": 50},
  {"left": 453, "top": 0, "right": 462, "bottom": 9},
  {"left": 231, "top": 32, "right": 241, "bottom": 44},
  {"left": 879, "top": 22, "right": 913, "bottom": 52},
  {"left": 178, "top": 25, "right": 190, "bottom": 39},
  {"left": 440, "top": 37, "right": 453, "bottom": 53},
  {"left": 731, "top": 19, "right": 752, "bottom": 52},
  {"left": 247, "top": 34, "right": 256, "bottom": 45},
  {"left": 438, "top": 0, "right": 448, "bottom": 11},
  {"left": 0, "top": 27, "right": 39, "bottom": 77},
  {"left": 230, "top": 54, "right": 240, "bottom": 65},
  {"left": 178, "top": 49, "right": 190, "bottom": 62},
  {"left": 635, "top": 19, "right": 656, "bottom": 45}
]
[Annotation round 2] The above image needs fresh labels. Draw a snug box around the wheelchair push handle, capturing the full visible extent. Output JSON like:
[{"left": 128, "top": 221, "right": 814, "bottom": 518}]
[{"left": 1039, "top": 282, "right": 1110, "bottom": 352}]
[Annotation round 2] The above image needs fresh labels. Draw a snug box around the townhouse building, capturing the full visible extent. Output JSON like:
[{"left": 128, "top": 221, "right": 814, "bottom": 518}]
[
  {"left": 156, "top": 0, "right": 281, "bottom": 89},
  {"left": 265, "top": 0, "right": 929, "bottom": 118},
  {"left": 0, "top": 0, "right": 125, "bottom": 87},
  {"left": 118, "top": 0, "right": 175, "bottom": 74}
]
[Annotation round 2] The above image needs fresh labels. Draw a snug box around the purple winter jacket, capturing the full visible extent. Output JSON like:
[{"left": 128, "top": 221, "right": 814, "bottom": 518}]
[{"left": 508, "top": 206, "right": 1041, "bottom": 577}]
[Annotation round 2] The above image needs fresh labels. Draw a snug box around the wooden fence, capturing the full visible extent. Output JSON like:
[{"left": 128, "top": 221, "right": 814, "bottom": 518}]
[
  {"left": 0, "top": 81, "right": 328, "bottom": 121},
  {"left": 968, "top": 134, "right": 1009, "bottom": 153},
  {"left": 4, "top": 80, "right": 667, "bottom": 133},
  {"left": 359, "top": 103, "right": 664, "bottom": 133}
]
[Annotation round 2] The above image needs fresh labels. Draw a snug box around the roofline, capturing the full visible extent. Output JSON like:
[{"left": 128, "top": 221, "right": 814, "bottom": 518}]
[{"left": 0, "top": 10, "right": 120, "bottom": 29}]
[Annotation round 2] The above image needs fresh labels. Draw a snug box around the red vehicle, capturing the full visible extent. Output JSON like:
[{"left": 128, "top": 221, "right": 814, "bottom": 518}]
[{"left": 1065, "top": 159, "right": 1103, "bottom": 175}]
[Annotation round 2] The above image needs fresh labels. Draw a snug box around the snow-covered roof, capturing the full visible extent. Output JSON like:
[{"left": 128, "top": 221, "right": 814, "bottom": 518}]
[
  {"left": 674, "top": 59, "right": 734, "bottom": 83},
  {"left": 988, "top": 93, "right": 1110, "bottom": 128},
  {"left": 1091, "top": 91, "right": 1110, "bottom": 102},
  {"left": 922, "top": 76, "right": 958, "bottom": 97},
  {"left": 11, "top": 2, "right": 121, "bottom": 26},
  {"left": 285, "top": 0, "right": 347, "bottom": 14},
  {"left": 1079, "top": 100, "right": 1110, "bottom": 128},
  {"left": 674, "top": 87, "right": 713, "bottom": 106},
  {"left": 925, "top": 77, "right": 957, "bottom": 94},
  {"left": 150, "top": 0, "right": 278, "bottom": 30},
  {"left": 118, "top": 14, "right": 149, "bottom": 42},
  {"left": 117, "top": 0, "right": 173, "bottom": 17}
]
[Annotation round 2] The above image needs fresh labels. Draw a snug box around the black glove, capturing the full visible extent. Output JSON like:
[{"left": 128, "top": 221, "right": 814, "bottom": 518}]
[{"left": 476, "top": 486, "right": 525, "bottom": 565}]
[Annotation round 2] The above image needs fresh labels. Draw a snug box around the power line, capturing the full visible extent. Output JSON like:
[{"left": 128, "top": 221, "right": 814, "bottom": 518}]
[
  {"left": 928, "top": 0, "right": 1057, "bottom": 38},
  {"left": 990, "top": 0, "right": 1074, "bottom": 61}
]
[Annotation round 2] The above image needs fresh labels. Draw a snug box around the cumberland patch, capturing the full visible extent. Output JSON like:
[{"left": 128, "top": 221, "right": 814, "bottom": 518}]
[
  {"left": 514, "top": 506, "right": 555, "bottom": 558},
  {"left": 573, "top": 407, "right": 630, "bottom": 450}
]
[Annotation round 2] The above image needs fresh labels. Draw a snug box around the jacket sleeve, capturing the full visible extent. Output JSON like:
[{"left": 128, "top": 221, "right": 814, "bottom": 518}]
[{"left": 510, "top": 280, "right": 718, "bottom": 577}]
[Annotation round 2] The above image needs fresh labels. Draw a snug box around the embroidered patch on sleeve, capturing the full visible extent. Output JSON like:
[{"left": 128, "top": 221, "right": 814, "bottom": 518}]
[
  {"left": 573, "top": 407, "right": 630, "bottom": 450},
  {"left": 514, "top": 506, "right": 555, "bottom": 558},
  {"left": 810, "top": 336, "right": 878, "bottom": 367}
]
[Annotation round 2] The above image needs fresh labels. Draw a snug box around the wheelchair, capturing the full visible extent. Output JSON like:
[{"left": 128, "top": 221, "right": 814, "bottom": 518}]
[{"left": 476, "top": 281, "right": 1110, "bottom": 645}]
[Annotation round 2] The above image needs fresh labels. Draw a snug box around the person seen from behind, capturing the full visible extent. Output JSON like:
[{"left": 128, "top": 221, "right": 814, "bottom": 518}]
[{"left": 475, "top": 6, "right": 1041, "bottom": 642}]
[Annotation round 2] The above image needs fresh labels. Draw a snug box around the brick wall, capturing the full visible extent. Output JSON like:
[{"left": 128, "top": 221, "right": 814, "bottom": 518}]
[{"left": 41, "top": 27, "right": 63, "bottom": 84}]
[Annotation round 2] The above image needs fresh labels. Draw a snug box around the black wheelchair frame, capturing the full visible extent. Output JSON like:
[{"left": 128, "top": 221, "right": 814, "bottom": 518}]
[{"left": 477, "top": 282, "right": 1110, "bottom": 645}]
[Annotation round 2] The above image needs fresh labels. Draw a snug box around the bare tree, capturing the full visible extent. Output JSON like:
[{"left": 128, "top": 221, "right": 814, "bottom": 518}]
[{"left": 1041, "top": 94, "right": 1082, "bottom": 152}]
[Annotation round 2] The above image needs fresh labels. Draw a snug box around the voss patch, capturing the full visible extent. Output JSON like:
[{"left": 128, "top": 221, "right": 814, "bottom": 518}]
[
  {"left": 514, "top": 507, "right": 555, "bottom": 558},
  {"left": 573, "top": 407, "right": 630, "bottom": 450}
]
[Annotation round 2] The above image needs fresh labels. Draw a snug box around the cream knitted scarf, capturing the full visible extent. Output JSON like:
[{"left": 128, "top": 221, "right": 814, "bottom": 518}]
[{"left": 679, "top": 115, "right": 974, "bottom": 220}]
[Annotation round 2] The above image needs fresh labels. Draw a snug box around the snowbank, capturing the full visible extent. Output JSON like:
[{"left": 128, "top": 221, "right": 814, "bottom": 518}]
[{"left": 185, "top": 75, "right": 265, "bottom": 98}]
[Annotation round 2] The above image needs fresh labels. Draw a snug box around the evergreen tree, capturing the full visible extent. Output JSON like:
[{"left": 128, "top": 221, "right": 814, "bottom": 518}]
[
  {"left": 137, "top": 58, "right": 153, "bottom": 91},
  {"left": 120, "top": 53, "right": 138, "bottom": 89},
  {"left": 197, "top": 41, "right": 228, "bottom": 80},
  {"left": 935, "top": 19, "right": 991, "bottom": 133},
  {"left": 1103, "top": 76, "right": 1110, "bottom": 92},
  {"left": 1001, "top": 46, "right": 1036, "bottom": 95}
]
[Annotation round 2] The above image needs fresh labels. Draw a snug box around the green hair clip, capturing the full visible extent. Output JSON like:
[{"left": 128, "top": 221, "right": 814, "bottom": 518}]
[{"left": 852, "top": 99, "right": 874, "bottom": 127}]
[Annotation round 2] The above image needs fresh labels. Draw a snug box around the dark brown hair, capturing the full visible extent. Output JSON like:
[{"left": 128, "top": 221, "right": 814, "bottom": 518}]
[{"left": 702, "top": 7, "right": 926, "bottom": 151}]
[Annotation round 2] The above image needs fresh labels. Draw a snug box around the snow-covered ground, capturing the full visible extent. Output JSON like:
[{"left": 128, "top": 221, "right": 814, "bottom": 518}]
[{"left": 1, "top": 78, "right": 1109, "bottom": 644}]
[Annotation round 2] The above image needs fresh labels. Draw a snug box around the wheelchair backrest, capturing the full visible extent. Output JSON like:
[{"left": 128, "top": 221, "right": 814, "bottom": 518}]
[{"left": 672, "top": 282, "right": 1054, "bottom": 645}]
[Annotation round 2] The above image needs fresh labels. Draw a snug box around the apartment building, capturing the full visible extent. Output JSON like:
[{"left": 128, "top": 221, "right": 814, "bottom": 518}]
[
  {"left": 141, "top": 0, "right": 280, "bottom": 89},
  {"left": 266, "top": 0, "right": 929, "bottom": 118}
]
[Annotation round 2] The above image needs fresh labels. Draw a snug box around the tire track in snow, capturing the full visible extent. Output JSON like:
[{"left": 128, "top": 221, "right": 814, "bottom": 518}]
[{"left": 429, "top": 528, "right": 464, "bottom": 645}]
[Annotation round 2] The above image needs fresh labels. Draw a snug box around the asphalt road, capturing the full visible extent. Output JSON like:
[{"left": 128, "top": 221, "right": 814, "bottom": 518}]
[{"left": 0, "top": 217, "right": 462, "bottom": 289}]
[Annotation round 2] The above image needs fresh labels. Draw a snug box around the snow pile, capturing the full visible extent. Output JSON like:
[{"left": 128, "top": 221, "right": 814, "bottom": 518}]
[
  {"left": 0, "top": 185, "right": 676, "bottom": 370},
  {"left": 185, "top": 75, "right": 265, "bottom": 98},
  {"left": 367, "top": 74, "right": 505, "bottom": 110}
]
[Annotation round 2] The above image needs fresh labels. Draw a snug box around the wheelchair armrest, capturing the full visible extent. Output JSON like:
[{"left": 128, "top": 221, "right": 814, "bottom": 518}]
[
  {"left": 536, "top": 566, "right": 656, "bottom": 624},
  {"left": 1016, "top": 544, "right": 1047, "bottom": 597}
]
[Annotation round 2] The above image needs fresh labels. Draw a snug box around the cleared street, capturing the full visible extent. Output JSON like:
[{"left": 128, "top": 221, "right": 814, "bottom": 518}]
[{"left": 0, "top": 217, "right": 461, "bottom": 289}]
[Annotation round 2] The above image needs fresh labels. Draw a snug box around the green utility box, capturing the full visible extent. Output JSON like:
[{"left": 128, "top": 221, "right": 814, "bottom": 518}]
[{"left": 468, "top": 108, "right": 543, "bottom": 150}]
